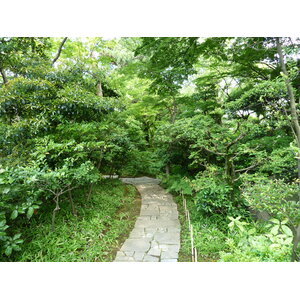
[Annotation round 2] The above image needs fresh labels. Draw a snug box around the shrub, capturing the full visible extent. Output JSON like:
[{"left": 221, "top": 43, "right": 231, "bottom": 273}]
[{"left": 191, "top": 173, "right": 247, "bottom": 217}]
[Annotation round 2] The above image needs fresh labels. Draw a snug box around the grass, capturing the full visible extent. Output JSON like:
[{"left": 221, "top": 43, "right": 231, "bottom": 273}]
[{"left": 10, "top": 179, "right": 141, "bottom": 262}]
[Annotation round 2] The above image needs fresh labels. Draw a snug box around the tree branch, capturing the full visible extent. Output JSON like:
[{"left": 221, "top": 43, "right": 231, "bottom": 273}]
[
  {"left": 52, "top": 37, "right": 68, "bottom": 66},
  {"left": 235, "top": 162, "right": 260, "bottom": 173},
  {"left": 202, "top": 146, "right": 225, "bottom": 156},
  {"left": 226, "top": 132, "right": 246, "bottom": 149}
]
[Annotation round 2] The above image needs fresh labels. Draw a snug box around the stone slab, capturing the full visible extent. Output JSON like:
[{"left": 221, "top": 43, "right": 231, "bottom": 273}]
[
  {"left": 161, "top": 259, "right": 177, "bottom": 262},
  {"left": 143, "top": 255, "right": 160, "bottom": 262},
  {"left": 120, "top": 238, "right": 151, "bottom": 252}
]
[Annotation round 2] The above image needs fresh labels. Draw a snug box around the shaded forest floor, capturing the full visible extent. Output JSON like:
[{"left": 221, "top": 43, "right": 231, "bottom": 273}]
[{"left": 4, "top": 179, "right": 141, "bottom": 262}]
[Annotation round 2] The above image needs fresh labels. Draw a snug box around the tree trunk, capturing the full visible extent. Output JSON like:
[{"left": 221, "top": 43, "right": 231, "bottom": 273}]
[
  {"left": 97, "top": 148, "right": 104, "bottom": 170},
  {"left": 0, "top": 68, "right": 8, "bottom": 84},
  {"left": 68, "top": 189, "right": 77, "bottom": 216},
  {"left": 276, "top": 38, "right": 300, "bottom": 262},
  {"left": 96, "top": 81, "right": 103, "bottom": 97},
  {"left": 51, "top": 196, "right": 60, "bottom": 231},
  {"left": 86, "top": 148, "right": 104, "bottom": 201},
  {"left": 170, "top": 98, "right": 177, "bottom": 124},
  {"left": 225, "top": 154, "right": 236, "bottom": 202},
  {"left": 87, "top": 184, "right": 93, "bottom": 202},
  {"left": 276, "top": 38, "right": 300, "bottom": 159},
  {"left": 165, "top": 165, "right": 170, "bottom": 176},
  {"left": 291, "top": 224, "right": 300, "bottom": 262}
]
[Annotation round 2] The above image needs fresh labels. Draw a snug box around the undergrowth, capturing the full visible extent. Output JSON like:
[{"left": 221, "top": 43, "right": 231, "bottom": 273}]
[
  {"left": 174, "top": 194, "right": 229, "bottom": 262},
  {"left": 5, "top": 179, "right": 140, "bottom": 262}
]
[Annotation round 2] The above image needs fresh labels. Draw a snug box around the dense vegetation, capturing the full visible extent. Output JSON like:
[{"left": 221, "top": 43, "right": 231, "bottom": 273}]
[{"left": 0, "top": 37, "right": 300, "bottom": 262}]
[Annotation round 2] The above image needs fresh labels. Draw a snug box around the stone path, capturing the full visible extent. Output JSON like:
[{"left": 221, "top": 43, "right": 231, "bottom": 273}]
[{"left": 114, "top": 177, "right": 180, "bottom": 262}]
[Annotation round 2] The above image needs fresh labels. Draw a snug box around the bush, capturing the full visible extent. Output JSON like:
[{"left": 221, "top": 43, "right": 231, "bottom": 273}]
[
  {"left": 191, "top": 173, "right": 247, "bottom": 217},
  {"left": 0, "top": 158, "right": 100, "bottom": 258}
]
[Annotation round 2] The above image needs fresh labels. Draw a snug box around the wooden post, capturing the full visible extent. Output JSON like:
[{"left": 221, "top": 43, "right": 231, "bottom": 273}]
[
  {"left": 184, "top": 198, "right": 187, "bottom": 219},
  {"left": 187, "top": 210, "right": 191, "bottom": 231},
  {"left": 194, "top": 247, "right": 198, "bottom": 262},
  {"left": 190, "top": 224, "right": 194, "bottom": 262}
]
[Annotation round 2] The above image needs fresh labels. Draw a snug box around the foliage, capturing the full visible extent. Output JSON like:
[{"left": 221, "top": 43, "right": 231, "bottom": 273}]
[
  {"left": 192, "top": 174, "right": 239, "bottom": 216},
  {"left": 0, "top": 158, "right": 100, "bottom": 257},
  {"left": 219, "top": 216, "right": 293, "bottom": 262},
  {"left": 242, "top": 175, "right": 300, "bottom": 261},
  {"left": 242, "top": 176, "right": 299, "bottom": 223},
  {"left": 1, "top": 36, "right": 300, "bottom": 262}
]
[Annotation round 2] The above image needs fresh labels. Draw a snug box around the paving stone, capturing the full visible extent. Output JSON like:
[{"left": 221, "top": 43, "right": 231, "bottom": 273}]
[
  {"left": 143, "top": 204, "right": 160, "bottom": 209},
  {"left": 144, "top": 228, "right": 158, "bottom": 234},
  {"left": 155, "top": 215, "right": 179, "bottom": 221},
  {"left": 161, "top": 259, "right": 177, "bottom": 262},
  {"left": 145, "top": 233, "right": 154, "bottom": 238},
  {"left": 116, "top": 251, "right": 125, "bottom": 257},
  {"left": 161, "top": 251, "right": 178, "bottom": 259},
  {"left": 148, "top": 248, "right": 161, "bottom": 256},
  {"left": 137, "top": 215, "right": 151, "bottom": 221},
  {"left": 154, "top": 232, "right": 180, "bottom": 244},
  {"left": 151, "top": 240, "right": 159, "bottom": 248},
  {"left": 159, "top": 210, "right": 178, "bottom": 215},
  {"left": 156, "top": 227, "right": 168, "bottom": 233},
  {"left": 129, "top": 228, "right": 145, "bottom": 238},
  {"left": 153, "top": 220, "right": 180, "bottom": 228},
  {"left": 140, "top": 210, "right": 160, "bottom": 216},
  {"left": 134, "top": 252, "right": 145, "bottom": 261},
  {"left": 159, "top": 244, "right": 180, "bottom": 252},
  {"left": 124, "top": 251, "right": 134, "bottom": 256},
  {"left": 120, "top": 239, "right": 151, "bottom": 252},
  {"left": 129, "top": 232, "right": 145, "bottom": 238},
  {"left": 143, "top": 255, "right": 160, "bottom": 262},
  {"left": 114, "top": 256, "right": 135, "bottom": 262},
  {"left": 167, "top": 227, "right": 181, "bottom": 233}
]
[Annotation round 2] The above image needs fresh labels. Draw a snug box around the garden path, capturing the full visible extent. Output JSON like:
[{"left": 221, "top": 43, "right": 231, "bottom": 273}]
[{"left": 114, "top": 177, "right": 180, "bottom": 262}]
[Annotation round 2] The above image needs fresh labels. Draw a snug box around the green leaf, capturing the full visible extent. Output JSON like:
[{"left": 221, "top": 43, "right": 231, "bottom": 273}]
[
  {"left": 270, "top": 218, "right": 280, "bottom": 224},
  {"left": 13, "top": 233, "right": 21, "bottom": 240},
  {"left": 237, "top": 224, "right": 245, "bottom": 232},
  {"left": 281, "top": 225, "right": 292, "bottom": 236},
  {"left": 5, "top": 246, "right": 12, "bottom": 256},
  {"left": 3, "top": 188, "right": 10, "bottom": 194},
  {"left": 248, "top": 228, "right": 256, "bottom": 235},
  {"left": 228, "top": 221, "right": 234, "bottom": 229},
  {"left": 270, "top": 225, "right": 279, "bottom": 235},
  {"left": 11, "top": 210, "right": 18, "bottom": 220},
  {"left": 27, "top": 207, "right": 34, "bottom": 219},
  {"left": 270, "top": 243, "right": 280, "bottom": 249},
  {"left": 284, "top": 237, "right": 293, "bottom": 244},
  {"left": 12, "top": 245, "right": 21, "bottom": 251}
]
